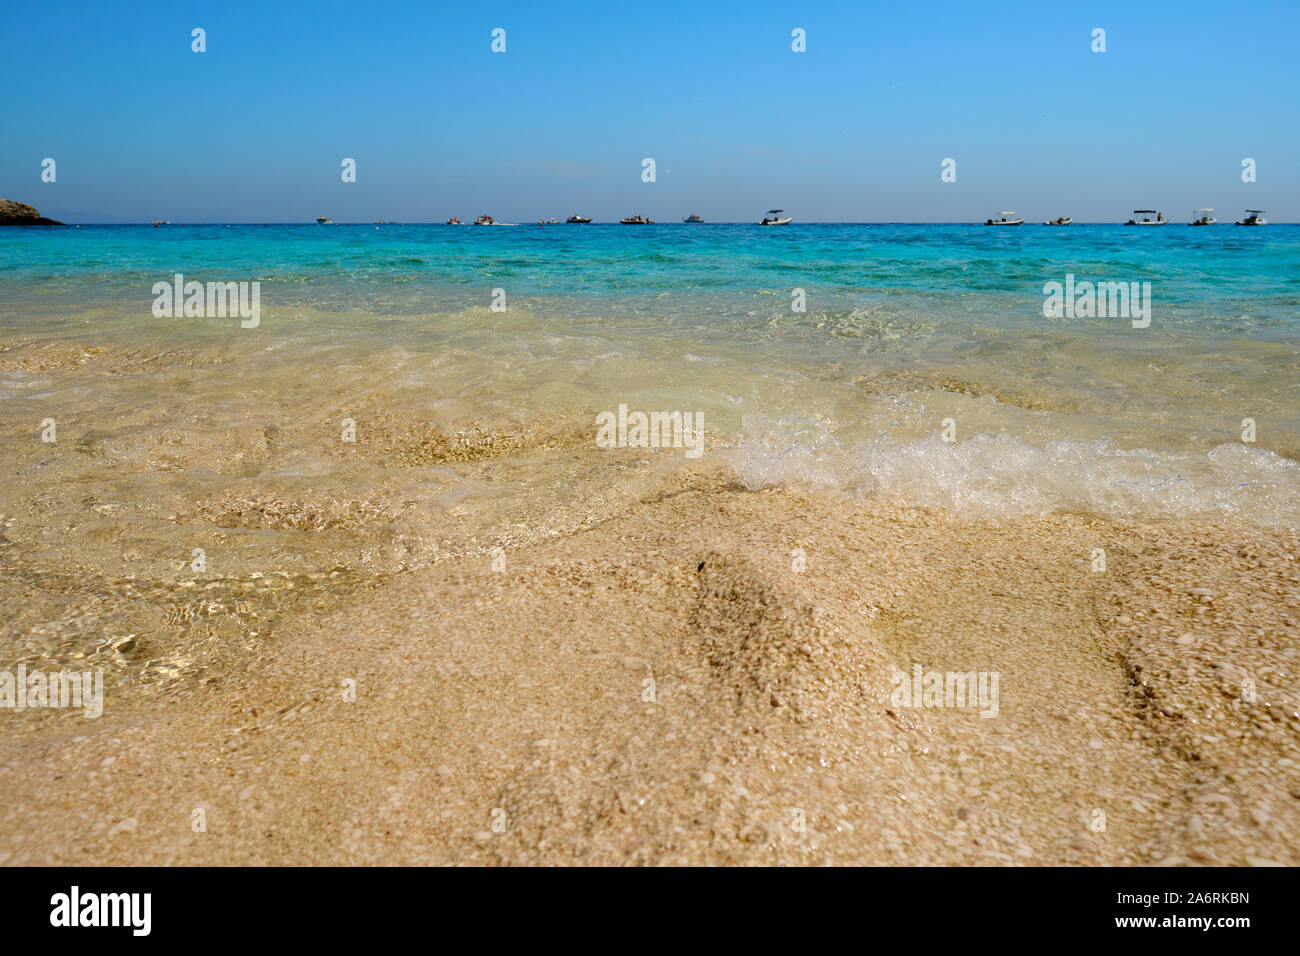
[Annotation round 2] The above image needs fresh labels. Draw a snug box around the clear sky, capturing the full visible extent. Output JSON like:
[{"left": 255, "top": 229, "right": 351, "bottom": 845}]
[{"left": 2, "top": 0, "right": 1296, "bottom": 222}]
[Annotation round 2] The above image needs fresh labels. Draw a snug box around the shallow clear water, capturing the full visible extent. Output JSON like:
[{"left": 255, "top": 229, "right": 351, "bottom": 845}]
[
  {"left": 2, "top": 220, "right": 1298, "bottom": 695},
  {"left": 3, "top": 222, "right": 1299, "bottom": 525}
]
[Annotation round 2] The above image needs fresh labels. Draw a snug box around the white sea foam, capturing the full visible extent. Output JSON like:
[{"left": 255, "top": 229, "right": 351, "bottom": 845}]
[{"left": 726, "top": 430, "right": 1300, "bottom": 525}]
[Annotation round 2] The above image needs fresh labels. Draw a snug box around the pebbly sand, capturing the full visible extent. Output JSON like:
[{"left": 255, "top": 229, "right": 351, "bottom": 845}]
[{"left": 2, "top": 470, "right": 1297, "bottom": 865}]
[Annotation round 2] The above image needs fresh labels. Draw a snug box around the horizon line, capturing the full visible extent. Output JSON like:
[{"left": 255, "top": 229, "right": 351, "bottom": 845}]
[{"left": 27, "top": 220, "right": 1295, "bottom": 227}]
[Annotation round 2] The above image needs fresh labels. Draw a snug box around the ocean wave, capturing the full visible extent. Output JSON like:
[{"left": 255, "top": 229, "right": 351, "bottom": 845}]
[{"left": 725, "top": 430, "right": 1300, "bottom": 524}]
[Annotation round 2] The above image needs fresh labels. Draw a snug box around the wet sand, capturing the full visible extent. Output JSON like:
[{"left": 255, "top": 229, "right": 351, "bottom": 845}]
[
  {"left": 2, "top": 474, "right": 1296, "bottom": 865},
  {"left": 0, "top": 326, "right": 1297, "bottom": 865}
]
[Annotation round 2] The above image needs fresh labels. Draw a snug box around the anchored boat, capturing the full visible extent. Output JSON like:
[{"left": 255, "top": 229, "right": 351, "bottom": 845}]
[
  {"left": 1043, "top": 216, "right": 1072, "bottom": 226},
  {"left": 1190, "top": 209, "right": 1216, "bottom": 226},
  {"left": 566, "top": 215, "right": 592, "bottom": 223},
  {"left": 759, "top": 209, "right": 792, "bottom": 225},
  {"left": 620, "top": 215, "right": 653, "bottom": 224},
  {"left": 316, "top": 216, "right": 332, "bottom": 224},
  {"left": 985, "top": 211, "right": 1023, "bottom": 226},
  {"left": 1125, "top": 210, "right": 1167, "bottom": 225},
  {"left": 1236, "top": 209, "right": 1267, "bottom": 226},
  {"left": 683, "top": 214, "right": 703, "bottom": 223}
]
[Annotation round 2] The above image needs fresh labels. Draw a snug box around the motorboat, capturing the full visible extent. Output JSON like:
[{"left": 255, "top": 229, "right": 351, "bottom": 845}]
[
  {"left": 1189, "top": 209, "right": 1216, "bottom": 226},
  {"left": 446, "top": 217, "right": 463, "bottom": 224},
  {"left": 316, "top": 216, "right": 332, "bottom": 224},
  {"left": 1125, "top": 210, "right": 1167, "bottom": 225},
  {"left": 683, "top": 214, "right": 703, "bottom": 223},
  {"left": 474, "top": 215, "right": 496, "bottom": 225},
  {"left": 985, "top": 211, "right": 1023, "bottom": 225},
  {"left": 759, "top": 209, "right": 792, "bottom": 225},
  {"left": 1043, "top": 216, "right": 1072, "bottom": 226},
  {"left": 620, "top": 215, "right": 654, "bottom": 224},
  {"left": 566, "top": 215, "right": 592, "bottom": 223},
  {"left": 152, "top": 220, "right": 170, "bottom": 227},
  {"left": 1236, "top": 209, "right": 1267, "bottom": 226}
]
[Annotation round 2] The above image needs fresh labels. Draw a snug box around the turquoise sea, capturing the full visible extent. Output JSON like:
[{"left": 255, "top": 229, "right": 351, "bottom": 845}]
[
  {"left": 3, "top": 222, "right": 1299, "bottom": 525},
  {"left": 4, "top": 222, "right": 1298, "bottom": 326}
]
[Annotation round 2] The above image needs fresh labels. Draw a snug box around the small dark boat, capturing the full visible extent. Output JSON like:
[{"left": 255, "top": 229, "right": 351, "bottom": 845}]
[
  {"left": 683, "top": 214, "right": 703, "bottom": 223},
  {"left": 566, "top": 215, "right": 592, "bottom": 223},
  {"left": 620, "top": 215, "right": 653, "bottom": 224}
]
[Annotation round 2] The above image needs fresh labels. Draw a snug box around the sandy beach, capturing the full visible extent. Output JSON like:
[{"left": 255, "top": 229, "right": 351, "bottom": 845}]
[
  {"left": 2, "top": 407, "right": 1296, "bottom": 864},
  {"left": 3, "top": 221, "right": 1299, "bottom": 867}
]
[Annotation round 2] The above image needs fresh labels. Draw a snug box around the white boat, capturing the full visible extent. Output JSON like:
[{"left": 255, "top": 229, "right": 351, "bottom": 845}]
[
  {"left": 1125, "top": 209, "right": 1167, "bottom": 225},
  {"left": 1043, "top": 216, "right": 1072, "bottom": 226},
  {"left": 1189, "top": 209, "right": 1216, "bottom": 226},
  {"left": 759, "top": 209, "right": 792, "bottom": 225},
  {"left": 1236, "top": 209, "right": 1267, "bottom": 226},
  {"left": 985, "top": 211, "right": 1023, "bottom": 226},
  {"left": 316, "top": 216, "right": 332, "bottom": 224}
]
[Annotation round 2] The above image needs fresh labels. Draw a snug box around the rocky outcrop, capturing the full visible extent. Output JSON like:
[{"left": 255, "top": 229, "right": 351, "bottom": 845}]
[{"left": 0, "top": 198, "right": 63, "bottom": 225}]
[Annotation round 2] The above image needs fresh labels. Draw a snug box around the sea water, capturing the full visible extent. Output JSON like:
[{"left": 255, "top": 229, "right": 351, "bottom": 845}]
[
  {"left": 3, "top": 221, "right": 1297, "bottom": 693},
  {"left": 4, "top": 222, "right": 1296, "bottom": 522}
]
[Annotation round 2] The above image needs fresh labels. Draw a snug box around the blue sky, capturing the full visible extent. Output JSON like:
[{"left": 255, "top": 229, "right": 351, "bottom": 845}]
[{"left": 2, "top": 0, "right": 1296, "bottom": 222}]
